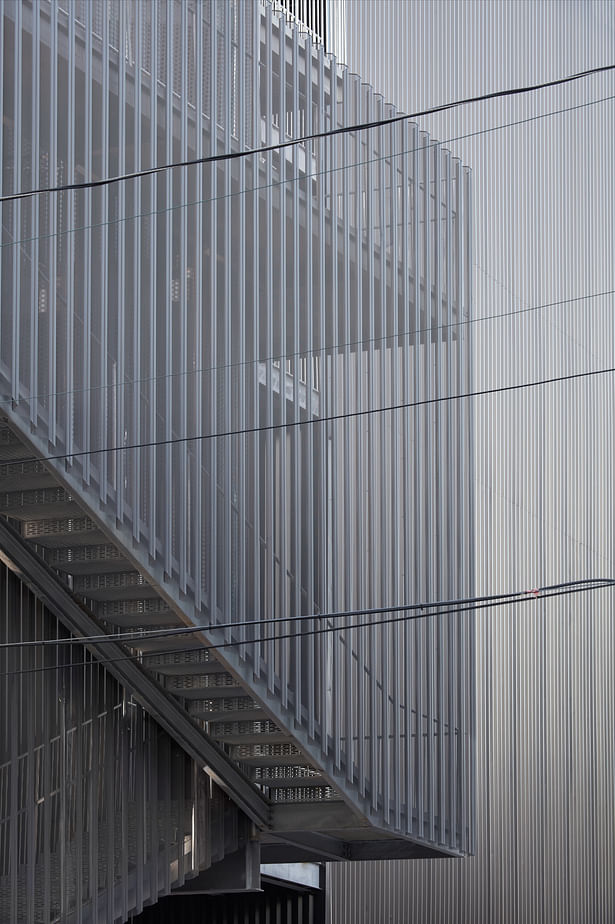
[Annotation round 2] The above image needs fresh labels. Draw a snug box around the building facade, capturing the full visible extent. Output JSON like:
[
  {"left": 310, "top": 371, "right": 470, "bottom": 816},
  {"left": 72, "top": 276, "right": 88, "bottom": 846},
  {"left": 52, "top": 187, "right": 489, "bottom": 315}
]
[
  {"left": 326, "top": 1, "right": 615, "bottom": 922},
  {"left": 0, "top": 1, "right": 474, "bottom": 920}
]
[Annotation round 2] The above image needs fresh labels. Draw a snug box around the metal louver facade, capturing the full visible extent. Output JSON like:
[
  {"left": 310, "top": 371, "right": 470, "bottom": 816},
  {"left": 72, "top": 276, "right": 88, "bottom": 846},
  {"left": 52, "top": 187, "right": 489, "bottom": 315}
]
[{"left": 0, "top": 1, "right": 475, "bottom": 915}]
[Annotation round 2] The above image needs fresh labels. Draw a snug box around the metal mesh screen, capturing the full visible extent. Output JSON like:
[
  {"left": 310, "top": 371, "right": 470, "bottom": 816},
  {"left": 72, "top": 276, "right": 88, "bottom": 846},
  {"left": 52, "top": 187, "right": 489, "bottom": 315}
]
[{"left": 0, "top": 0, "right": 474, "bottom": 853}]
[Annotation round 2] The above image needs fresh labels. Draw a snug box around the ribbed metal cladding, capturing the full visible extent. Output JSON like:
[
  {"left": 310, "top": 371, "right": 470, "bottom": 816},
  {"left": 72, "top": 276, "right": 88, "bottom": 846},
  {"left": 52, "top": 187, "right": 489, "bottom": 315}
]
[
  {"left": 0, "top": 557, "right": 249, "bottom": 923},
  {"left": 327, "top": 1, "right": 615, "bottom": 921},
  {"left": 0, "top": 0, "right": 474, "bottom": 852},
  {"left": 131, "top": 882, "right": 324, "bottom": 924}
]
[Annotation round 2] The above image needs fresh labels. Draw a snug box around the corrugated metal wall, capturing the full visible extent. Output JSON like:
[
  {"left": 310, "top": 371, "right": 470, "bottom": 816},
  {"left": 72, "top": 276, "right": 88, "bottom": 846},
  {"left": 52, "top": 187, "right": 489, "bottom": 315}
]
[
  {"left": 327, "top": 1, "right": 615, "bottom": 921},
  {"left": 132, "top": 880, "right": 325, "bottom": 924}
]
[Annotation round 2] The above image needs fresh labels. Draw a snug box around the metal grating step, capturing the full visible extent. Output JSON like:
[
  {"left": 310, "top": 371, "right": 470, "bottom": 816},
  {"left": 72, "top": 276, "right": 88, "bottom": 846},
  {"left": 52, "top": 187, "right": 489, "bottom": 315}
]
[
  {"left": 0, "top": 487, "right": 79, "bottom": 519},
  {"left": 22, "top": 515, "right": 104, "bottom": 547},
  {"left": 0, "top": 426, "right": 26, "bottom": 460},
  {"left": 252, "top": 770, "right": 326, "bottom": 788},
  {"left": 234, "top": 753, "right": 309, "bottom": 768},
  {"left": 97, "top": 598, "right": 177, "bottom": 629},
  {"left": 163, "top": 672, "right": 243, "bottom": 698},
  {"left": 146, "top": 649, "right": 228, "bottom": 676},
  {"left": 256, "top": 778, "right": 327, "bottom": 790},
  {"left": 192, "top": 706, "right": 265, "bottom": 723},
  {"left": 44, "top": 543, "right": 130, "bottom": 574},
  {"left": 132, "top": 633, "right": 202, "bottom": 653},
  {"left": 73, "top": 570, "right": 157, "bottom": 601},
  {"left": 267, "top": 786, "right": 339, "bottom": 802},
  {"left": 230, "top": 742, "right": 306, "bottom": 767},
  {"left": 212, "top": 731, "right": 292, "bottom": 746},
  {"left": 0, "top": 460, "right": 56, "bottom": 492},
  {"left": 168, "top": 683, "right": 245, "bottom": 700},
  {"left": 207, "top": 719, "right": 290, "bottom": 746},
  {"left": 250, "top": 762, "right": 338, "bottom": 802},
  {"left": 187, "top": 696, "right": 263, "bottom": 721}
]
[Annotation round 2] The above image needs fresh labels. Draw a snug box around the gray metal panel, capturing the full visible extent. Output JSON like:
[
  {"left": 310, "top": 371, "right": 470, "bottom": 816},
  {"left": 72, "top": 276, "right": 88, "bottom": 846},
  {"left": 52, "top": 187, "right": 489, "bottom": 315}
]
[{"left": 327, "top": 0, "right": 615, "bottom": 921}]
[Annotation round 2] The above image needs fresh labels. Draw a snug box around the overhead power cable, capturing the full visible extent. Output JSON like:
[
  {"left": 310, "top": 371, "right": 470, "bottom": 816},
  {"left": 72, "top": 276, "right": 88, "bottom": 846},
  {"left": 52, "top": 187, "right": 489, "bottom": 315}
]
[
  {"left": 1, "top": 580, "right": 613, "bottom": 678},
  {"left": 8, "top": 364, "right": 615, "bottom": 469},
  {"left": 2, "top": 91, "right": 612, "bottom": 257},
  {"left": 1, "top": 94, "right": 612, "bottom": 413},
  {"left": 1, "top": 63, "right": 613, "bottom": 204},
  {"left": 5, "top": 578, "right": 608, "bottom": 650},
  {"left": 1, "top": 285, "right": 613, "bottom": 413}
]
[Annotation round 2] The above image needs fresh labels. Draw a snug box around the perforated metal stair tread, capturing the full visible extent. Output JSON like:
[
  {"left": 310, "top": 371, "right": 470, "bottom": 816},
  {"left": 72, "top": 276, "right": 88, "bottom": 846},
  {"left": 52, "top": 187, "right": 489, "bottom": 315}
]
[
  {"left": 151, "top": 663, "right": 228, "bottom": 677},
  {"left": 0, "top": 426, "right": 28, "bottom": 460},
  {"left": 187, "top": 694, "right": 262, "bottom": 717},
  {"left": 97, "top": 599, "right": 181, "bottom": 632},
  {"left": 0, "top": 460, "right": 56, "bottom": 492},
  {"left": 231, "top": 743, "right": 307, "bottom": 767},
  {"left": 72, "top": 571, "right": 159, "bottom": 600},
  {"left": 133, "top": 634, "right": 202, "bottom": 652},
  {"left": 212, "top": 733, "right": 293, "bottom": 746},
  {"left": 164, "top": 674, "right": 243, "bottom": 698},
  {"left": 22, "top": 515, "right": 105, "bottom": 546},
  {"left": 192, "top": 707, "right": 265, "bottom": 722},
  {"left": 0, "top": 487, "right": 80, "bottom": 519},
  {"left": 253, "top": 773, "right": 327, "bottom": 788},
  {"left": 44, "top": 543, "right": 131, "bottom": 574},
  {"left": 236, "top": 754, "right": 312, "bottom": 767},
  {"left": 208, "top": 721, "right": 291, "bottom": 746},
  {"left": 147, "top": 652, "right": 227, "bottom": 682},
  {"left": 171, "top": 684, "right": 244, "bottom": 700}
]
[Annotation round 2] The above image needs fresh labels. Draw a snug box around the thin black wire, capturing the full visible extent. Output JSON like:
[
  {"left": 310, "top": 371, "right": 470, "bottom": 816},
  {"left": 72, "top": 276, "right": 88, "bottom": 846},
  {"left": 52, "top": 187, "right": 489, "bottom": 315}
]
[
  {"left": 1, "top": 63, "right": 613, "bottom": 204},
  {"left": 1, "top": 284, "right": 613, "bottom": 413},
  {"left": 8, "top": 364, "right": 615, "bottom": 468},
  {"left": 1, "top": 581, "right": 612, "bottom": 678},
  {"left": 0, "top": 585, "right": 601, "bottom": 675},
  {"left": 0, "top": 93, "right": 612, "bottom": 413},
  {"left": 2, "top": 91, "right": 611, "bottom": 259},
  {"left": 4, "top": 579, "right": 606, "bottom": 649}
]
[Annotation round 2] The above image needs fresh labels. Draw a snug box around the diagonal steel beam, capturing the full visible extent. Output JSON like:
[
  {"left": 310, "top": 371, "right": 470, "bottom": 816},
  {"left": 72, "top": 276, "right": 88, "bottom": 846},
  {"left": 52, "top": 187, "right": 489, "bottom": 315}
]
[{"left": 0, "top": 515, "right": 271, "bottom": 829}]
